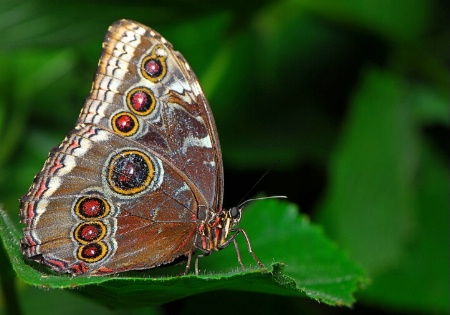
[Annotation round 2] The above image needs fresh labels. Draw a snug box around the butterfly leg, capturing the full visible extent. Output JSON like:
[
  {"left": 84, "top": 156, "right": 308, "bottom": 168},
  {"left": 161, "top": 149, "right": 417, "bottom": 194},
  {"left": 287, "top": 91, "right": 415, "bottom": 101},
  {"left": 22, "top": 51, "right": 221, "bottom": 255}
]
[
  {"left": 220, "top": 228, "right": 264, "bottom": 269},
  {"left": 236, "top": 228, "right": 264, "bottom": 268},
  {"left": 184, "top": 250, "right": 194, "bottom": 275},
  {"left": 194, "top": 252, "right": 211, "bottom": 275},
  {"left": 232, "top": 237, "right": 245, "bottom": 269}
]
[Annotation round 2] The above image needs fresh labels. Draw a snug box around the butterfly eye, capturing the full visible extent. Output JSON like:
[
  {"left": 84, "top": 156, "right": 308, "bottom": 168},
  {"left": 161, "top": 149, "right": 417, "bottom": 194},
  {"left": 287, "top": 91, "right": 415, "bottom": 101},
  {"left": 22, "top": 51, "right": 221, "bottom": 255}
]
[{"left": 229, "top": 207, "right": 240, "bottom": 219}]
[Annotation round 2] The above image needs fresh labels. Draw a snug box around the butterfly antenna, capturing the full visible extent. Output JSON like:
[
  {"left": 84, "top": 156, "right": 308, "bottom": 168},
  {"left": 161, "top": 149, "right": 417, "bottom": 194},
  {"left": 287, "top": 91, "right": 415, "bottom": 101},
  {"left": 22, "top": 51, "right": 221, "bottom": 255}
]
[
  {"left": 237, "top": 195, "right": 287, "bottom": 209},
  {"left": 236, "top": 161, "right": 287, "bottom": 208}
]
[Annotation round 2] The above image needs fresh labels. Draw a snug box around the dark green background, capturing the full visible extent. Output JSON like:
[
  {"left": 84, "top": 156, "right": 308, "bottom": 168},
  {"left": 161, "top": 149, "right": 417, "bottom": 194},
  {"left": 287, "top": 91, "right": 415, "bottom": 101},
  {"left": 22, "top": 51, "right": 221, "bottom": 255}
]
[{"left": 0, "top": 0, "right": 448, "bottom": 314}]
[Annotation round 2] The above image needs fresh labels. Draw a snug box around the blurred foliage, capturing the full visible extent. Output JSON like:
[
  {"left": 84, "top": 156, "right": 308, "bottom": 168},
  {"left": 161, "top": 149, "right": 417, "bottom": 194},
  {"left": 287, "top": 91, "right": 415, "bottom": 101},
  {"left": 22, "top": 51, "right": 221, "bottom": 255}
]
[{"left": 0, "top": 0, "right": 448, "bottom": 314}]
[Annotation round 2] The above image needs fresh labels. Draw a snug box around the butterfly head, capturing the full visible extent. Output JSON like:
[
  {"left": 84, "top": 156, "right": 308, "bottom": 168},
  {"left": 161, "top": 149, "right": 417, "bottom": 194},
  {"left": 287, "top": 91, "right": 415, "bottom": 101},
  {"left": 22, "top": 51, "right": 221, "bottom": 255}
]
[
  {"left": 228, "top": 206, "right": 242, "bottom": 225},
  {"left": 220, "top": 206, "right": 243, "bottom": 237}
]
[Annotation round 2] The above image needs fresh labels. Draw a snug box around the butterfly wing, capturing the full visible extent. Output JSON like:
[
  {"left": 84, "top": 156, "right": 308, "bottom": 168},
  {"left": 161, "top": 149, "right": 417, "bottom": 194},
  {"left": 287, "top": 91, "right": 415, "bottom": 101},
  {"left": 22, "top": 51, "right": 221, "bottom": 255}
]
[
  {"left": 82, "top": 19, "right": 223, "bottom": 208},
  {"left": 20, "top": 20, "right": 223, "bottom": 275}
]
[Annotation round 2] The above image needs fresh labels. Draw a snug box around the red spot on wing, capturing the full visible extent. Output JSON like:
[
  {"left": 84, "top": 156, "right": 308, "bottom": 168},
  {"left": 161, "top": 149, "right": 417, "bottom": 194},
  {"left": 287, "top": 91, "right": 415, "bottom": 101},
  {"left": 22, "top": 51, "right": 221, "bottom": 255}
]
[
  {"left": 82, "top": 244, "right": 100, "bottom": 258},
  {"left": 79, "top": 224, "right": 100, "bottom": 241},
  {"left": 131, "top": 91, "right": 149, "bottom": 111},
  {"left": 116, "top": 115, "right": 133, "bottom": 132},
  {"left": 145, "top": 59, "right": 160, "bottom": 76},
  {"left": 118, "top": 163, "right": 136, "bottom": 183},
  {"left": 81, "top": 198, "right": 103, "bottom": 217}
]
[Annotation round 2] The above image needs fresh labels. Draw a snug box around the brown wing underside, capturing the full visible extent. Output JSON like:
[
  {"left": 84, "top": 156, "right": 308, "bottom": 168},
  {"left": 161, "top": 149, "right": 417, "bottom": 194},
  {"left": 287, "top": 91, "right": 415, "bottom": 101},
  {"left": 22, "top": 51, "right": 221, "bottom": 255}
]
[{"left": 20, "top": 19, "right": 223, "bottom": 275}]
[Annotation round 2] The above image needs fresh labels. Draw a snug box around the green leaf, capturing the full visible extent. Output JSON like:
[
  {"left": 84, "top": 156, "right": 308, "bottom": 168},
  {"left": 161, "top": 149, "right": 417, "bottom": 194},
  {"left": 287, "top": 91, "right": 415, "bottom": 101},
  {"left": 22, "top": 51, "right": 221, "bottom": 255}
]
[{"left": 0, "top": 200, "right": 367, "bottom": 308}]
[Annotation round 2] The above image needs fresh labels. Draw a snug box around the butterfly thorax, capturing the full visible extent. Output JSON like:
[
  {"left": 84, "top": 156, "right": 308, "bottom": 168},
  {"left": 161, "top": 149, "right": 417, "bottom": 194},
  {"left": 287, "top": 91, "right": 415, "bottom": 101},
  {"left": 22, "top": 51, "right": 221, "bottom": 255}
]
[{"left": 195, "top": 207, "right": 242, "bottom": 253}]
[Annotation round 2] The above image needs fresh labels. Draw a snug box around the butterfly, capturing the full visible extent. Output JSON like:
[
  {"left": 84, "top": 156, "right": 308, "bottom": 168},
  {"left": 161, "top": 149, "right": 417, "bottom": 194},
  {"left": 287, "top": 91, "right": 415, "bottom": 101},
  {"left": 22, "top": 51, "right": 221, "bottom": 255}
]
[{"left": 19, "top": 19, "right": 264, "bottom": 276}]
